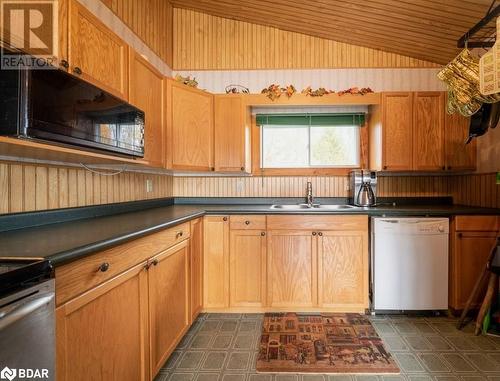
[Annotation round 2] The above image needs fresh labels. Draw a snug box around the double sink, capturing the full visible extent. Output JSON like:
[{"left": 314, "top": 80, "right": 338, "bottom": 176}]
[{"left": 270, "top": 204, "right": 357, "bottom": 210}]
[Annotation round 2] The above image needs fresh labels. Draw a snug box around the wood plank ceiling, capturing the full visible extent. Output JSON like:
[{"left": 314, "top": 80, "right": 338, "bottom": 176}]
[{"left": 169, "top": 0, "right": 495, "bottom": 65}]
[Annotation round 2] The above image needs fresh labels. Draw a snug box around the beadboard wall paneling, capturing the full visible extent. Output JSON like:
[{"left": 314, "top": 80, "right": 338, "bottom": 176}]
[
  {"left": 173, "top": 174, "right": 500, "bottom": 209},
  {"left": 172, "top": 176, "right": 452, "bottom": 199},
  {"left": 0, "top": 162, "right": 173, "bottom": 215},
  {"left": 173, "top": 68, "right": 445, "bottom": 94},
  {"left": 76, "top": 0, "right": 172, "bottom": 74},
  {"left": 173, "top": 8, "right": 440, "bottom": 70}
]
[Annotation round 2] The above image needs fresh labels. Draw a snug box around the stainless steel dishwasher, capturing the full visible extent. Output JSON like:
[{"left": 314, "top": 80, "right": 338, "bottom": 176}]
[{"left": 0, "top": 259, "right": 55, "bottom": 380}]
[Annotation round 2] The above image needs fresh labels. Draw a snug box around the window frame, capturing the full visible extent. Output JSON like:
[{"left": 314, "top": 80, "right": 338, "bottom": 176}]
[{"left": 251, "top": 115, "right": 368, "bottom": 176}]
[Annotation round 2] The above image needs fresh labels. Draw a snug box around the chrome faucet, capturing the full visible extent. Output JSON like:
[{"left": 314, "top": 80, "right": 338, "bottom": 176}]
[{"left": 306, "top": 181, "right": 314, "bottom": 207}]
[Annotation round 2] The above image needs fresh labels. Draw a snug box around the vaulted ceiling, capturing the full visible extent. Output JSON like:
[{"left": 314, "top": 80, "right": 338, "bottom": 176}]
[{"left": 169, "top": 0, "right": 495, "bottom": 65}]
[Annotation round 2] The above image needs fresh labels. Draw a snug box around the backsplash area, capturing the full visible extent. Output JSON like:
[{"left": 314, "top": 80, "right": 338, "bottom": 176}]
[
  {"left": 0, "top": 162, "right": 173, "bottom": 214},
  {"left": 173, "top": 174, "right": 500, "bottom": 209}
]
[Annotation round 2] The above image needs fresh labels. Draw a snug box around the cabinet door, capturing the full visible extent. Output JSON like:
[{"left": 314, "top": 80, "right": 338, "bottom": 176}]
[
  {"left": 381, "top": 92, "right": 413, "bottom": 170},
  {"left": 190, "top": 218, "right": 203, "bottom": 321},
  {"left": 56, "top": 263, "right": 149, "bottom": 381},
  {"left": 129, "top": 50, "right": 164, "bottom": 167},
  {"left": 148, "top": 241, "right": 190, "bottom": 377},
  {"left": 68, "top": 0, "right": 129, "bottom": 99},
  {"left": 214, "top": 95, "right": 250, "bottom": 173},
  {"left": 449, "top": 231, "right": 497, "bottom": 310},
  {"left": 203, "top": 216, "right": 230, "bottom": 308},
  {"left": 267, "top": 230, "right": 317, "bottom": 308},
  {"left": 318, "top": 231, "right": 368, "bottom": 310},
  {"left": 413, "top": 92, "right": 445, "bottom": 171},
  {"left": 168, "top": 81, "right": 214, "bottom": 171},
  {"left": 230, "top": 230, "right": 267, "bottom": 307},
  {"left": 445, "top": 111, "right": 476, "bottom": 171}
]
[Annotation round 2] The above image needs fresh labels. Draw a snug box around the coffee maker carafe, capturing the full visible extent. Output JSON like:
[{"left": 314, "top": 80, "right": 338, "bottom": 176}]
[{"left": 349, "top": 170, "right": 377, "bottom": 207}]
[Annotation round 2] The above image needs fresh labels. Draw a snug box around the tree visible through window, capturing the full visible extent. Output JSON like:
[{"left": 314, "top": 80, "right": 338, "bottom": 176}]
[{"left": 261, "top": 125, "right": 360, "bottom": 168}]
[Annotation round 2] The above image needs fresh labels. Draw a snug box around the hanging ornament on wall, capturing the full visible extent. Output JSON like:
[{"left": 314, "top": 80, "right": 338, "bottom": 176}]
[
  {"left": 261, "top": 84, "right": 296, "bottom": 100},
  {"left": 225, "top": 84, "right": 250, "bottom": 94},
  {"left": 337, "top": 87, "right": 374, "bottom": 96},
  {"left": 175, "top": 74, "right": 198, "bottom": 88}
]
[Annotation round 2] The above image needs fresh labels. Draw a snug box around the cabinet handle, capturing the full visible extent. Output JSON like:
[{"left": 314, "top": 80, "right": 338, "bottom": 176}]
[
  {"left": 73, "top": 66, "right": 82, "bottom": 75},
  {"left": 448, "top": 166, "right": 452, "bottom": 170},
  {"left": 211, "top": 167, "right": 215, "bottom": 171},
  {"left": 241, "top": 167, "right": 245, "bottom": 171},
  {"left": 441, "top": 166, "right": 446, "bottom": 170},
  {"left": 245, "top": 220, "right": 250, "bottom": 225},
  {"left": 458, "top": 232, "right": 463, "bottom": 238},
  {"left": 176, "top": 231, "right": 183, "bottom": 239},
  {"left": 97, "top": 262, "right": 110, "bottom": 272},
  {"left": 312, "top": 232, "right": 317, "bottom": 236},
  {"left": 318, "top": 232, "right": 323, "bottom": 236},
  {"left": 223, "top": 216, "right": 228, "bottom": 221},
  {"left": 60, "top": 59, "right": 69, "bottom": 69},
  {"left": 152, "top": 259, "right": 159, "bottom": 266},
  {"left": 383, "top": 166, "right": 387, "bottom": 170},
  {"left": 144, "top": 262, "right": 151, "bottom": 271},
  {"left": 261, "top": 232, "right": 266, "bottom": 236}
]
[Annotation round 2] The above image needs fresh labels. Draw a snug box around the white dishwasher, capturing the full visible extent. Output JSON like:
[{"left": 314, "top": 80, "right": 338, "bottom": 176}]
[{"left": 372, "top": 217, "right": 449, "bottom": 311}]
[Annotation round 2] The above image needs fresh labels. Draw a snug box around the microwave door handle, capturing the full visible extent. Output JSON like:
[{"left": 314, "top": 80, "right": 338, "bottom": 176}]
[{"left": 0, "top": 294, "right": 54, "bottom": 330}]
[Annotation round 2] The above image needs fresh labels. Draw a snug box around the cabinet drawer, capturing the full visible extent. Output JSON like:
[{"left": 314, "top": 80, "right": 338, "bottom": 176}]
[
  {"left": 230, "top": 215, "right": 266, "bottom": 230},
  {"left": 56, "top": 222, "right": 190, "bottom": 305},
  {"left": 267, "top": 215, "right": 368, "bottom": 231},
  {"left": 454, "top": 216, "right": 499, "bottom": 232}
]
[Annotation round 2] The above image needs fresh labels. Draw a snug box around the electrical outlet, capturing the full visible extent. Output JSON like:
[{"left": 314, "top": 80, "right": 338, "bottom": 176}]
[
  {"left": 236, "top": 179, "right": 244, "bottom": 193},
  {"left": 146, "top": 179, "right": 153, "bottom": 193},
  {"left": 345, "top": 183, "right": 350, "bottom": 191}
]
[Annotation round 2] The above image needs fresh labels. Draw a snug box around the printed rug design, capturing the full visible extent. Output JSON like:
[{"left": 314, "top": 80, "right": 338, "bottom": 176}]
[{"left": 256, "top": 313, "right": 400, "bottom": 374}]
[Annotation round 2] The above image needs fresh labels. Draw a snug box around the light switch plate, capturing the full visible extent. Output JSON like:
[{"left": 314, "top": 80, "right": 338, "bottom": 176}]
[{"left": 146, "top": 179, "right": 153, "bottom": 193}]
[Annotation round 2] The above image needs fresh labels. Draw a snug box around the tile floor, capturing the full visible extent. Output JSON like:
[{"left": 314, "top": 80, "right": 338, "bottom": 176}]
[{"left": 154, "top": 313, "right": 500, "bottom": 381}]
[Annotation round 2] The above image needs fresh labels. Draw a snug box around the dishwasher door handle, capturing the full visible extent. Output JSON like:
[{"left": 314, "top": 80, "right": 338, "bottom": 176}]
[{"left": 0, "top": 293, "right": 54, "bottom": 330}]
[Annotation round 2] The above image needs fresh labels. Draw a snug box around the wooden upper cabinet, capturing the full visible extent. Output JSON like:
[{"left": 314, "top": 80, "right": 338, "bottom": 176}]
[
  {"left": 56, "top": 263, "right": 149, "bottom": 381},
  {"left": 381, "top": 92, "right": 413, "bottom": 171},
  {"left": 413, "top": 92, "right": 445, "bottom": 171},
  {"left": 148, "top": 241, "right": 190, "bottom": 378},
  {"left": 445, "top": 111, "right": 476, "bottom": 171},
  {"left": 214, "top": 95, "right": 251, "bottom": 173},
  {"left": 267, "top": 230, "right": 317, "bottom": 308},
  {"left": 129, "top": 50, "right": 164, "bottom": 167},
  {"left": 166, "top": 80, "right": 214, "bottom": 171},
  {"left": 68, "top": 0, "right": 129, "bottom": 100}
]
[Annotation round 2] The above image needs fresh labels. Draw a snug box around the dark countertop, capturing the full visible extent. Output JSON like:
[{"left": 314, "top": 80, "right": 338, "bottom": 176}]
[{"left": 1, "top": 199, "right": 499, "bottom": 267}]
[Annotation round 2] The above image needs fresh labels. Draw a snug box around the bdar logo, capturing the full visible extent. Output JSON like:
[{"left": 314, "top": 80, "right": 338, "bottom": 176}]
[
  {"left": 0, "top": 367, "right": 16, "bottom": 381},
  {"left": 1, "top": 0, "right": 58, "bottom": 56}
]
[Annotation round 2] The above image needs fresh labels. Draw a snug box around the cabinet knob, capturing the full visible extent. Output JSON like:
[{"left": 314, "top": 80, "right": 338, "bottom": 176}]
[
  {"left": 223, "top": 217, "right": 228, "bottom": 221},
  {"left": 211, "top": 167, "right": 215, "bottom": 171},
  {"left": 241, "top": 167, "right": 245, "bottom": 171},
  {"left": 60, "top": 59, "right": 69, "bottom": 69},
  {"left": 318, "top": 232, "right": 323, "bottom": 236},
  {"left": 458, "top": 232, "right": 463, "bottom": 238},
  {"left": 441, "top": 166, "right": 446, "bottom": 170},
  {"left": 312, "top": 232, "right": 317, "bottom": 236},
  {"left": 245, "top": 220, "right": 250, "bottom": 225},
  {"left": 383, "top": 166, "right": 388, "bottom": 170},
  {"left": 448, "top": 166, "right": 452, "bottom": 170},
  {"left": 152, "top": 259, "right": 159, "bottom": 266},
  {"left": 261, "top": 232, "right": 266, "bottom": 236},
  {"left": 176, "top": 231, "right": 183, "bottom": 239},
  {"left": 144, "top": 262, "right": 151, "bottom": 271},
  {"left": 98, "top": 262, "right": 110, "bottom": 272},
  {"left": 73, "top": 66, "right": 82, "bottom": 75}
]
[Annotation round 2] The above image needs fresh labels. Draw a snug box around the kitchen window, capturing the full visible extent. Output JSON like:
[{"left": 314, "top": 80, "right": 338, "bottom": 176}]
[{"left": 257, "top": 113, "right": 364, "bottom": 169}]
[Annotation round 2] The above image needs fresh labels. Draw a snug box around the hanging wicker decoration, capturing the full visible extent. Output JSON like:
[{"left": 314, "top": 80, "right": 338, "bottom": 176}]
[
  {"left": 437, "top": 49, "right": 500, "bottom": 116},
  {"left": 479, "top": 17, "right": 500, "bottom": 95}
]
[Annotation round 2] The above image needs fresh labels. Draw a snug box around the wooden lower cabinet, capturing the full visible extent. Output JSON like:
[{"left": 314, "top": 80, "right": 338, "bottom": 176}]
[
  {"left": 190, "top": 218, "right": 204, "bottom": 321},
  {"left": 318, "top": 231, "right": 369, "bottom": 310},
  {"left": 148, "top": 241, "right": 190, "bottom": 377},
  {"left": 267, "top": 230, "right": 317, "bottom": 308},
  {"left": 229, "top": 230, "right": 267, "bottom": 307},
  {"left": 449, "top": 216, "right": 499, "bottom": 311},
  {"left": 203, "top": 216, "right": 230, "bottom": 308},
  {"left": 56, "top": 263, "right": 149, "bottom": 381}
]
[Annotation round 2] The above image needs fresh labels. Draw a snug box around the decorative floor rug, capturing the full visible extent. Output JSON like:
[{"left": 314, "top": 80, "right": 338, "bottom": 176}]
[{"left": 256, "top": 313, "right": 400, "bottom": 374}]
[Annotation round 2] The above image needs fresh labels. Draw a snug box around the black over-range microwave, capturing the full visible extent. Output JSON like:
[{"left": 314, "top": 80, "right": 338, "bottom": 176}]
[{"left": 0, "top": 61, "right": 145, "bottom": 157}]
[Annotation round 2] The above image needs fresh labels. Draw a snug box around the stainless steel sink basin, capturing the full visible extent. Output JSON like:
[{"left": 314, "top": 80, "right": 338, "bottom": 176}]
[{"left": 270, "top": 204, "right": 356, "bottom": 210}]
